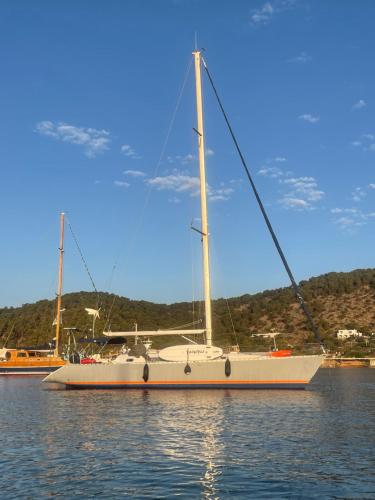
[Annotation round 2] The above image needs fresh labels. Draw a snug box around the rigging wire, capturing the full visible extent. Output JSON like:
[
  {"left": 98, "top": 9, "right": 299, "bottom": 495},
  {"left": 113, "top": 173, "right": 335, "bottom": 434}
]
[
  {"left": 169, "top": 319, "right": 203, "bottom": 330},
  {"left": 201, "top": 55, "right": 324, "bottom": 352},
  {"left": 190, "top": 218, "right": 197, "bottom": 326},
  {"left": 1, "top": 323, "right": 15, "bottom": 346},
  {"left": 103, "top": 57, "right": 193, "bottom": 331},
  {"left": 66, "top": 217, "right": 100, "bottom": 307},
  {"left": 209, "top": 232, "right": 240, "bottom": 348},
  {"left": 224, "top": 296, "right": 238, "bottom": 345}
]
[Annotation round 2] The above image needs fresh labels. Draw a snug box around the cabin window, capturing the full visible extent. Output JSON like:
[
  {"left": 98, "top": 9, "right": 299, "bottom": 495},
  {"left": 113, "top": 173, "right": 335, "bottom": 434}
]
[
  {"left": 17, "top": 353, "right": 27, "bottom": 358},
  {"left": 28, "top": 352, "right": 36, "bottom": 357}
]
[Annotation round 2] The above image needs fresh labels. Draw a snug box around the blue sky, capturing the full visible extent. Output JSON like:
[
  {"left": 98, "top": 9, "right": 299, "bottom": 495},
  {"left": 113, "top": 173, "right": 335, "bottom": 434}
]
[{"left": 0, "top": 0, "right": 374, "bottom": 307}]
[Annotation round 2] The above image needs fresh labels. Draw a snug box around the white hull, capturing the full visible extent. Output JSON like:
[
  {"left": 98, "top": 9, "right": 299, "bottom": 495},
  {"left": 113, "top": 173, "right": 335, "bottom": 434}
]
[{"left": 43, "top": 354, "right": 324, "bottom": 389}]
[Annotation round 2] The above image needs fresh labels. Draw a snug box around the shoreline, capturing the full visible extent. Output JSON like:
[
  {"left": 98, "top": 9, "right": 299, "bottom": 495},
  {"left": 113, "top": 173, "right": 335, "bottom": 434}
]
[{"left": 322, "top": 358, "right": 375, "bottom": 368}]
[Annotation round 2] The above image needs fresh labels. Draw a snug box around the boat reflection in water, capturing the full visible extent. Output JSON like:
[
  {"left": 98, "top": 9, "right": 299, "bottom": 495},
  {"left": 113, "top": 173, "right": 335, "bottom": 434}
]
[
  {"left": 3, "top": 372, "right": 375, "bottom": 498},
  {"left": 41, "top": 388, "right": 321, "bottom": 497},
  {"left": 150, "top": 390, "right": 226, "bottom": 499}
]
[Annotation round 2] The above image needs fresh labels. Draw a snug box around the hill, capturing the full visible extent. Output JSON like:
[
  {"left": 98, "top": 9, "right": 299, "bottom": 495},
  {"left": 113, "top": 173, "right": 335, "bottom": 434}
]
[{"left": 1, "top": 268, "right": 375, "bottom": 356}]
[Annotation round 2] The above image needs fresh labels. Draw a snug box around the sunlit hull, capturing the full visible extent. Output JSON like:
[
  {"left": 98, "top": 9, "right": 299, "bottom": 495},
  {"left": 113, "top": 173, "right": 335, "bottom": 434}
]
[{"left": 43, "top": 354, "right": 324, "bottom": 389}]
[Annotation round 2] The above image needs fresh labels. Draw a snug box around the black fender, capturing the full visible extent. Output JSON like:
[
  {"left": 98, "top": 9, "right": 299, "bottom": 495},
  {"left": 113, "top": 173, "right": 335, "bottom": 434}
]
[
  {"left": 225, "top": 358, "right": 231, "bottom": 377},
  {"left": 143, "top": 363, "right": 149, "bottom": 382}
]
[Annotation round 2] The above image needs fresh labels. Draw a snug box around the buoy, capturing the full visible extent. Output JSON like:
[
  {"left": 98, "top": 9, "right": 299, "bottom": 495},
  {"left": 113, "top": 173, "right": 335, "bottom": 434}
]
[
  {"left": 143, "top": 363, "right": 149, "bottom": 382},
  {"left": 184, "top": 363, "right": 191, "bottom": 374},
  {"left": 225, "top": 358, "right": 231, "bottom": 377}
]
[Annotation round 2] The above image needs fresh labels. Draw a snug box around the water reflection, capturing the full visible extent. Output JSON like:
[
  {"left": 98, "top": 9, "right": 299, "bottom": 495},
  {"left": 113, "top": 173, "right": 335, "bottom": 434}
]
[
  {"left": 140, "top": 390, "right": 227, "bottom": 498},
  {"left": 1, "top": 371, "right": 374, "bottom": 498}
]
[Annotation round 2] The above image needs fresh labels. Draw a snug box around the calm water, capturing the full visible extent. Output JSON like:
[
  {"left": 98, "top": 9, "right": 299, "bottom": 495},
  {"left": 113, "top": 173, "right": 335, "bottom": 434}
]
[{"left": 0, "top": 369, "right": 374, "bottom": 499}]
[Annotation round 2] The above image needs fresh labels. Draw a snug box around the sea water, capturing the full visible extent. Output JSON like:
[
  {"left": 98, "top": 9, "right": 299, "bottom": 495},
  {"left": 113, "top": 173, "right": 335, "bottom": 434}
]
[{"left": 0, "top": 369, "right": 374, "bottom": 498}]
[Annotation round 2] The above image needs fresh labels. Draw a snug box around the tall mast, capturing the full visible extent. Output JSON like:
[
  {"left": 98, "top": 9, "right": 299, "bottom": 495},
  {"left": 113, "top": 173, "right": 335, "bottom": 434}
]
[
  {"left": 54, "top": 212, "right": 65, "bottom": 357},
  {"left": 193, "top": 50, "right": 213, "bottom": 347}
]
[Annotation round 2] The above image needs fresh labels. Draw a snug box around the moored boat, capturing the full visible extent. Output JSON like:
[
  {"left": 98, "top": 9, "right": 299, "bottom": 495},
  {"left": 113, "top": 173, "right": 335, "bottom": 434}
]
[
  {"left": 1, "top": 213, "right": 67, "bottom": 375},
  {"left": 44, "top": 50, "right": 325, "bottom": 390},
  {"left": 0, "top": 348, "right": 65, "bottom": 375}
]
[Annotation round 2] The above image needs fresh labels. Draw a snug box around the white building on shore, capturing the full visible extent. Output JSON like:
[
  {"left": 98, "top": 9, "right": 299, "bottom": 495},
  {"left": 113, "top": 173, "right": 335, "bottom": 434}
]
[{"left": 337, "top": 329, "right": 363, "bottom": 340}]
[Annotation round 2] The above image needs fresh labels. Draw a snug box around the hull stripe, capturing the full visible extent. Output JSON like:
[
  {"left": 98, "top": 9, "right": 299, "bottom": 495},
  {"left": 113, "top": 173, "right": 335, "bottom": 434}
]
[
  {"left": 65, "top": 379, "right": 308, "bottom": 386},
  {"left": 66, "top": 383, "right": 307, "bottom": 390},
  {"left": 0, "top": 367, "right": 61, "bottom": 375}
]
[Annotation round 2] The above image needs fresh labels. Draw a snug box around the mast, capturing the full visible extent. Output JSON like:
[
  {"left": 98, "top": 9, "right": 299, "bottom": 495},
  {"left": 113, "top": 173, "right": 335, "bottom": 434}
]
[
  {"left": 193, "top": 50, "right": 213, "bottom": 347},
  {"left": 54, "top": 212, "right": 65, "bottom": 357}
]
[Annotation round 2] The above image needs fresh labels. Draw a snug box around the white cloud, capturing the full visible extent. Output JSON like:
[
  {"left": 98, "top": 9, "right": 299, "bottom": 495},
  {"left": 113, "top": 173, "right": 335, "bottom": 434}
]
[
  {"left": 167, "top": 153, "right": 196, "bottom": 165},
  {"left": 274, "top": 156, "right": 287, "bottom": 162},
  {"left": 331, "top": 204, "right": 375, "bottom": 231},
  {"left": 352, "top": 99, "right": 366, "bottom": 110},
  {"left": 250, "top": 1, "right": 297, "bottom": 27},
  {"left": 147, "top": 173, "right": 200, "bottom": 196},
  {"left": 278, "top": 176, "right": 324, "bottom": 210},
  {"left": 283, "top": 176, "right": 324, "bottom": 202},
  {"left": 35, "top": 121, "right": 110, "bottom": 157},
  {"left": 114, "top": 180, "right": 130, "bottom": 188},
  {"left": 280, "top": 197, "right": 310, "bottom": 209},
  {"left": 166, "top": 150, "right": 213, "bottom": 165},
  {"left": 299, "top": 114, "right": 320, "bottom": 124},
  {"left": 352, "top": 134, "right": 375, "bottom": 152},
  {"left": 351, "top": 186, "right": 366, "bottom": 202},
  {"left": 257, "top": 159, "right": 323, "bottom": 211},
  {"left": 123, "top": 169, "right": 146, "bottom": 178},
  {"left": 332, "top": 184, "right": 375, "bottom": 230},
  {"left": 250, "top": 2, "right": 274, "bottom": 24},
  {"left": 331, "top": 208, "right": 358, "bottom": 214},
  {"left": 121, "top": 144, "right": 141, "bottom": 159},
  {"left": 287, "top": 52, "right": 312, "bottom": 64},
  {"left": 334, "top": 216, "right": 363, "bottom": 229},
  {"left": 258, "top": 166, "right": 283, "bottom": 178},
  {"left": 146, "top": 171, "right": 234, "bottom": 202},
  {"left": 209, "top": 186, "right": 234, "bottom": 202}
]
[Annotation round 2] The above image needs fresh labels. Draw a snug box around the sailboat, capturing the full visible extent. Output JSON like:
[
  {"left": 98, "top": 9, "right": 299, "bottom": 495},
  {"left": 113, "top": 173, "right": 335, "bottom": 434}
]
[
  {"left": 44, "top": 51, "right": 324, "bottom": 389},
  {"left": 0, "top": 213, "right": 66, "bottom": 375}
]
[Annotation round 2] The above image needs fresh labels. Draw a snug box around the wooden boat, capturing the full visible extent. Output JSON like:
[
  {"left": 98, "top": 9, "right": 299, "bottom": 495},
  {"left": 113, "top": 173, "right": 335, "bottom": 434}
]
[
  {"left": 0, "top": 348, "right": 65, "bottom": 375},
  {"left": 0, "top": 213, "right": 66, "bottom": 375}
]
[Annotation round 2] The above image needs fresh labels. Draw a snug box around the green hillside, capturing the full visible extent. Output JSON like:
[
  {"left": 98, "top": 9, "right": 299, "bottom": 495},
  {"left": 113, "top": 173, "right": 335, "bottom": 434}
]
[{"left": 1, "top": 268, "right": 375, "bottom": 356}]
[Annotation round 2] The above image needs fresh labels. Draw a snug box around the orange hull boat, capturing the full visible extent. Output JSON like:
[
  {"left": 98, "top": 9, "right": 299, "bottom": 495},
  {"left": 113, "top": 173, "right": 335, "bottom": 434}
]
[{"left": 0, "top": 349, "right": 65, "bottom": 375}]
